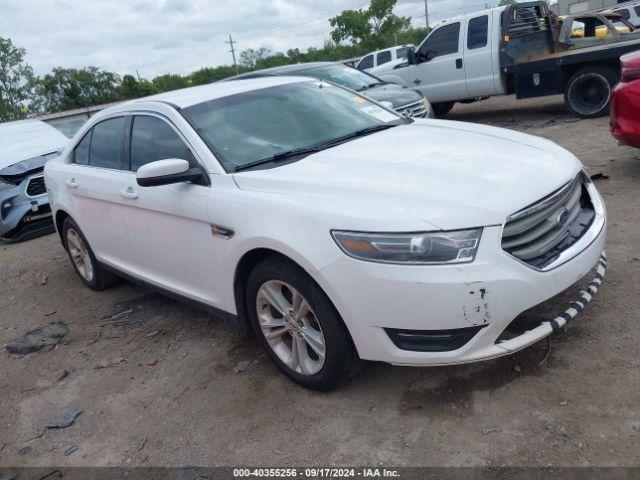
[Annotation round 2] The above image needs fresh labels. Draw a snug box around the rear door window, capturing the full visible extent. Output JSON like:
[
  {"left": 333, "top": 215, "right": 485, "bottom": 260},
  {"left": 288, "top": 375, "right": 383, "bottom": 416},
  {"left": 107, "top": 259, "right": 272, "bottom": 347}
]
[
  {"left": 89, "top": 117, "right": 126, "bottom": 169},
  {"left": 467, "top": 15, "right": 489, "bottom": 49},
  {"left": 376, "top": 51, "right": 392, "bottom": 65},
  {"left": 130, "top": 115, "right": 195, "bottom": 172}
]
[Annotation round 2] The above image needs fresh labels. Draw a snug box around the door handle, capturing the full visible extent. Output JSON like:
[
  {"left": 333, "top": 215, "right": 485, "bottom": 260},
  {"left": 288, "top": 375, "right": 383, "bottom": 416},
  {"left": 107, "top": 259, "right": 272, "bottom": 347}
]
[
  {"left": 66, "top": 179, "right": 78, "bottom": 189},
  {"left": 120, "top": 187, "right": 138, "bottom": 200},
  {"left": 456, "top": 58, "right": 463, "bottom": 69}
]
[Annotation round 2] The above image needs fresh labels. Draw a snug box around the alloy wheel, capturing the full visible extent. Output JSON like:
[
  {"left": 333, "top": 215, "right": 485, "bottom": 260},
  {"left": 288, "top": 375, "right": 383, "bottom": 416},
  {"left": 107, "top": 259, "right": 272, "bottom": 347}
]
[
  {"left": 66, "top": 228, "right": 94, "bottom": 282},
  {"left": 256, "top": 280, "right": 326, "bottom": 375}
]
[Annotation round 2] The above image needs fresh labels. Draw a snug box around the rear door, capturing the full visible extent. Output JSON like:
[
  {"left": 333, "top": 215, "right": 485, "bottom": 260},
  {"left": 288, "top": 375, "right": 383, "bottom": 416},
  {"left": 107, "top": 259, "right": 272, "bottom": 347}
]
[
  {"left": 464, "top": 13, "right": 499, "bottom": 97},
  {"left": 411, "top": 22, "right": 469, "bottom": 102},
  {"left": 63, "top": 116, "right": 136, "bottom": 270}
]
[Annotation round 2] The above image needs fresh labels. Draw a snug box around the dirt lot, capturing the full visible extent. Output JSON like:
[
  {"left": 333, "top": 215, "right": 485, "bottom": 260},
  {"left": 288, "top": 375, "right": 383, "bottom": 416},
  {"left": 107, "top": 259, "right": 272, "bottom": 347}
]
[{"left": 1, "top": 94, "right": 639, "bottom": 468}]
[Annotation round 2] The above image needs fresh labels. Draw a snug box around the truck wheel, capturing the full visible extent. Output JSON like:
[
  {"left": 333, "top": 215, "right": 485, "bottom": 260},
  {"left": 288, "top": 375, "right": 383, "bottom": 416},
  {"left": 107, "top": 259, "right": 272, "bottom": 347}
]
[
  {"left": 432, "top": 102, "right": 455, "bottom": 117},
  {"left": 564, "top": 66, "right": 618, "bottom": 118}
]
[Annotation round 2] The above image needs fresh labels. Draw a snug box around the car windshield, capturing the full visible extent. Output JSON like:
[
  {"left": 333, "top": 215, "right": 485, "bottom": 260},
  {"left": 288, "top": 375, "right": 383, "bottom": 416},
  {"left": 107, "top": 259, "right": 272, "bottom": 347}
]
[
  {"left": 303, "top": 65, "right": 382, "bottom": 91},
  {"left": 182, "top": 81, "right": 402, "bottom": 171}
]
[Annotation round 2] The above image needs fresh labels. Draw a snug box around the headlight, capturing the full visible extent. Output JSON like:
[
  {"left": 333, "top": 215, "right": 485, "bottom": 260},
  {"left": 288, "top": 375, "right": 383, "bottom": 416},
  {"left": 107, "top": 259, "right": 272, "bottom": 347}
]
[
  {"left": 332, "top": 228, "right": 482, "bottom": 264},
  {"left": 423, "top": 99, "right": 433, "bottom": 118}
]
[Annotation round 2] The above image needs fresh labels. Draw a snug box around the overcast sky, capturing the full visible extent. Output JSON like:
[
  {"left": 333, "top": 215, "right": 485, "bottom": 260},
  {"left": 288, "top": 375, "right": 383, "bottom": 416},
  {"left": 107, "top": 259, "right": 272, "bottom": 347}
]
[{"left": 1, "top": 0, "right": 491, "bottom": 79}]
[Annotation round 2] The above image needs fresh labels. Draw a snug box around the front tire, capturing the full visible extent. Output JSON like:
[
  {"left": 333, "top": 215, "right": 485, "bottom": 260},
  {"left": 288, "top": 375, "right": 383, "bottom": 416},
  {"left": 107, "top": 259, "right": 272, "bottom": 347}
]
[
  {"left": 246, "top": 256, "right": 360, "bottom": 390},
  {"left": 62, "top": 217, "right": 119, "bottom": 290},
  {"left": 432, "top": 101, "right": 455, "bottom": 117},
  {"left": 564, "top": 66, "right": 618, "bottom": 118}
]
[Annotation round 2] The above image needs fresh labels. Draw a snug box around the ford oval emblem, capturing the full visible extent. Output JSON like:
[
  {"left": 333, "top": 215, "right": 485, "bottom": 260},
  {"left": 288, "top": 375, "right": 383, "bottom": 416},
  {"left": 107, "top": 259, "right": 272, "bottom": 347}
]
[{"left": 556, "top": 208, "right": 570, "bottom": 226}]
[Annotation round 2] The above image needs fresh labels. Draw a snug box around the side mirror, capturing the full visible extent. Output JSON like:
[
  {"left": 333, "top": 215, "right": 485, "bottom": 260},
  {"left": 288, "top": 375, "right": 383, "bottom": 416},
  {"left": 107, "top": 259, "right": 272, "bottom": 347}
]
[
  {"left": 136, "top": 159, "right": 203, "bottom": 187},
  {"left": 406, "top": 47, "right": 416, "bottom": 65}
]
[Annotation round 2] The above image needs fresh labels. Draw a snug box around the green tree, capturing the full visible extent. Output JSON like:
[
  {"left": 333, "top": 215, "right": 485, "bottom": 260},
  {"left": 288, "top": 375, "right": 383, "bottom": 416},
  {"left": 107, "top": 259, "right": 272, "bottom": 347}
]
[
  {"left": 330, "top": 0, "right": 411, "bottom": 49},
  {"left": 120, "top": 74, "right": 159, "bottom": 99},
  {"left": 329, "top": 9, "right": 372, "bottom": 46},
  {"left": 239, "top": 47, "right": 273, "bottom": 68},
  {"left": 35, "top": 67, "right": 121, "bottom": 113},
  {"left": 0, "top": 37, "right": 36, "bottom": 121},
  {"left": 499, "top": 0, "right": 517, "bottom": 5},
  {"left": 151, "top": 73, "right": 189, "bottom": 92}
]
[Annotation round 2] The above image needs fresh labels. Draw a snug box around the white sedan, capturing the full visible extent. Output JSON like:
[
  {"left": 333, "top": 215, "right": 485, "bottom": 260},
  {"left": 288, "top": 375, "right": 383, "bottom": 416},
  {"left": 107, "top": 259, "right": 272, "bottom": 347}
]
[{"left": 45, "top": 77, "right": 606, "bottom": 390}]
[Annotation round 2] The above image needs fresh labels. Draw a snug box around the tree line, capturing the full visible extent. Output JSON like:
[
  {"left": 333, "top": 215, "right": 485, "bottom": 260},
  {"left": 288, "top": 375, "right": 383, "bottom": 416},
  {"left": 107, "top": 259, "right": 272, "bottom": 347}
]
[{"left": 0, "top": 0, "right": 427, "bottom": 122}]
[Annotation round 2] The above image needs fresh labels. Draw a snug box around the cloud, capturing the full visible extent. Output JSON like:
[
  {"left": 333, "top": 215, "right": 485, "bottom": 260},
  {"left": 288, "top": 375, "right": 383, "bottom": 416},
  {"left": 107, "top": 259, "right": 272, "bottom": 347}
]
[{"left": 0, "top": 0, "right": 484, "bottom": 78}]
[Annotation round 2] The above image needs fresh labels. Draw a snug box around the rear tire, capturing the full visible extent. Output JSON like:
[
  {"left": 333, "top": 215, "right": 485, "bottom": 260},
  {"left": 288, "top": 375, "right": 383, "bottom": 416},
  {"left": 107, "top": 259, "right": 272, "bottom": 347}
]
[
  {"left": 246, "top": 256, "right": 360, "bottom": 390},
  {"left": 564, "top": 66, "right": 618, "bottom": 118},
  {"left": 62, "top": 217, "right": 119, "bottom": 291},
  {"left": 432, "top": 102, "right": 455, "bottom": 117}
]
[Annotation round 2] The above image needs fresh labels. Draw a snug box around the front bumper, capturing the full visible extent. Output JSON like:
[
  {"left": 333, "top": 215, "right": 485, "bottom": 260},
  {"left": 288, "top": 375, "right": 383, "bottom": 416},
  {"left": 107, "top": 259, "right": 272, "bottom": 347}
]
[
  {"left": 318, "top": 185, "right": 606, "bottom": 366},
  {"left": 0, "top": 175, "right": 53, "bottom": 241}
]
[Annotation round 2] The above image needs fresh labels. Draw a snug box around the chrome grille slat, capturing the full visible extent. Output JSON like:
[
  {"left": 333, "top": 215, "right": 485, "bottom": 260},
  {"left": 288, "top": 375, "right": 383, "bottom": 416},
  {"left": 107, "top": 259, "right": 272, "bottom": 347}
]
[
  {"left": 501, "top": 174, "right": 595, "bottom": 269},
  {"left": 397, "top": 100, "right": 426, "bottom": 118}
]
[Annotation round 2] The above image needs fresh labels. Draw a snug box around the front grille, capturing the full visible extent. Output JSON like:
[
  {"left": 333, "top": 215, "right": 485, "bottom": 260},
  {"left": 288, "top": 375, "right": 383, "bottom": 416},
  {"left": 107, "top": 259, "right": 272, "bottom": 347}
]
[
  {"left": 502, "top": 174, "right": 595, "bottom": 269},
  {"left": 397, "top": 100, "right": 426, "bottom": 118},
  {"left": 26, "top": 175, "right": 47, "bottom": 197}
]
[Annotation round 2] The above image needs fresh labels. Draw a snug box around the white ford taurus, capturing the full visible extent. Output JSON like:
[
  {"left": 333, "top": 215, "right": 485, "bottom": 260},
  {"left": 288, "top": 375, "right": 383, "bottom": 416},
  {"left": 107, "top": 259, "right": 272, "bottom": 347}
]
[{"left": 45, "top": 77, "right": 606, "bottom": 390}]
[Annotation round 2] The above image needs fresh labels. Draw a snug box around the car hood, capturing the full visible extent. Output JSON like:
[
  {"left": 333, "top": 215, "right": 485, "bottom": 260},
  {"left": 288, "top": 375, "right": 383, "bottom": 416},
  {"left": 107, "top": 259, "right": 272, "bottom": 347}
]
[
  {"left": 233, "top": 120, "right": 583, "bottom": 230},
  {"left": 361, "top": 83, "right": 423, "bottom": 108}
]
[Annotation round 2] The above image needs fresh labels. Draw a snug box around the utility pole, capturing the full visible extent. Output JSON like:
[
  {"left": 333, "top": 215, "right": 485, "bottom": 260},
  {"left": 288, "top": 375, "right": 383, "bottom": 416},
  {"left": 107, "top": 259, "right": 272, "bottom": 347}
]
[
  {"left": 226, "top": 34, "right": 239, "bottom": 74},
  {"left": 424, "top": 0, "right": 429, "bottom": 30}
]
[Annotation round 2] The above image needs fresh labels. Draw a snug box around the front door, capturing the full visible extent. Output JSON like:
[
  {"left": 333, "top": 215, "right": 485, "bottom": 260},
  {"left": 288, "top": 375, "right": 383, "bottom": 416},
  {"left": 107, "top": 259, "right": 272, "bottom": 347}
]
[
  {"left": 411, "top": 21, "right": 468, "bottom": 103},
  {"left": 119, "top": 114, "right": 221, "bottom": 307}
]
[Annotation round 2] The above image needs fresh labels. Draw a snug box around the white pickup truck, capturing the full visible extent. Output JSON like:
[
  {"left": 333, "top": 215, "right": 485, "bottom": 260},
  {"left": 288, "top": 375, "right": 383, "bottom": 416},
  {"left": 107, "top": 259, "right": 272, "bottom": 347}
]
[{"left": 379, "top": 1, "right": 640, "bottom": 117}]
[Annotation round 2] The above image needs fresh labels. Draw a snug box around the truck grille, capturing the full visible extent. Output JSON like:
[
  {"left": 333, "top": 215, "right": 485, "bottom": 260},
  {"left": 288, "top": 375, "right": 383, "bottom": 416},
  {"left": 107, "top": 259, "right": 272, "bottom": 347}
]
[
  {"left": 26, "top": 175, "right": 47, "bottom": 197},
  {"left": 397, "top": 100, "right": 427, "bottom": 118},
  {"left": 502, "top": 174, "right": 595, "bottom": 269}
]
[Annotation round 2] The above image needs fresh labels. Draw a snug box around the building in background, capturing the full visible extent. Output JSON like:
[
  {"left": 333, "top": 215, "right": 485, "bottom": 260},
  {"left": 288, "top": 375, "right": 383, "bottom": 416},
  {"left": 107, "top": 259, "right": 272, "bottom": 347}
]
[{"left": 34, "top": 102, "right": 119, "bottom": 138}]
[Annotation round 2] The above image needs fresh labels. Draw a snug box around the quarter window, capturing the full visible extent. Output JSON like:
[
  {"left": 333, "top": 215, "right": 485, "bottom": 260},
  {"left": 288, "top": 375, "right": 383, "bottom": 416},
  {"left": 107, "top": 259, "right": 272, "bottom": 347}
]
[
  {"left": 376, "top": 51, "right": 392, "bottom": 65},
  {"left": 130, "top": 116, "right": 195, "bottom": 171},
  {"left": 419, "top": 23, "right": 461, "bottom": 60},
  {"left": 89, "top": 117, "right": 126, "bottom": 169},
  {"left": 467, "top": 16, "right": 489, "bottom": 49},
  {"left": 73, "top": 132, "right": 91, "bottom": 165},
  {"left": 358, "top": 55, "right": 374, "bottom": 70}
]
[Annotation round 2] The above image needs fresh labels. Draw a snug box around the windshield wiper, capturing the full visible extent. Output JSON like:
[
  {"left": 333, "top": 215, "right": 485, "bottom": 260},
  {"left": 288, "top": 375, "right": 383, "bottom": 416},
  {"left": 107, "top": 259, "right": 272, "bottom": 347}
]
[
  {"left": 357, "top": 82, "right": 381, "bottom": 91},
  {"left": 234, "top": 124, "right": 398, "bottom": 172},
  {"left": 234, "top": 145, "right": 326, "bottom": 172}
]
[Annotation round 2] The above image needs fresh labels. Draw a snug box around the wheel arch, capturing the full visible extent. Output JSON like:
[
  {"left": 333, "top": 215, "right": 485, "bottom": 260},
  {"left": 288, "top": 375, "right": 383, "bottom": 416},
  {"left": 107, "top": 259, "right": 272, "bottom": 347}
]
[
  {"left": 232, "top": 247, "right": 359, "bottom": 356},
  {"left": 54, "top": 209, "right": 72, "bottom": 245}
]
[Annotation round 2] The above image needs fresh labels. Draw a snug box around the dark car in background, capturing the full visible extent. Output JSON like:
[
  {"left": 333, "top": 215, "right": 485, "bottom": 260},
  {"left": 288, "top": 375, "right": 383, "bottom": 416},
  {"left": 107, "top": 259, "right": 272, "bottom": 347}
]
[
  {"left": 611, "top": 50, "right": 640, "bottom": 148},
  {"left": 225, "top": 62, "right": 434, "bottom": 119}
]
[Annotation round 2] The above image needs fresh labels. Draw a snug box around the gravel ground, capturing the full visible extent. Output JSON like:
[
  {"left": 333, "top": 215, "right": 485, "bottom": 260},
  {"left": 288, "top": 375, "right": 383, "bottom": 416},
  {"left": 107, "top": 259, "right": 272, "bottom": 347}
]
[{"left": 1, "top": 94, "right": 639, "bottom": 468}]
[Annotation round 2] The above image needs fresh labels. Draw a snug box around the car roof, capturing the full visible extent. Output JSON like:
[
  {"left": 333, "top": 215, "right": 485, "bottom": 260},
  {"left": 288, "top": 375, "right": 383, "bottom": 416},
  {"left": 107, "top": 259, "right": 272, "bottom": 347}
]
[
  {"left": 361, "top": 45, "right": 413, "bottom": 57},
  {"left": 0, "top": 119, "right": 68, "bottom": 169},
  {"left": 226, "top": 62, "right": 338, "bottom": 80},
  {"left": 102, "top": 75, "right": 313, "bottom": 113}
]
